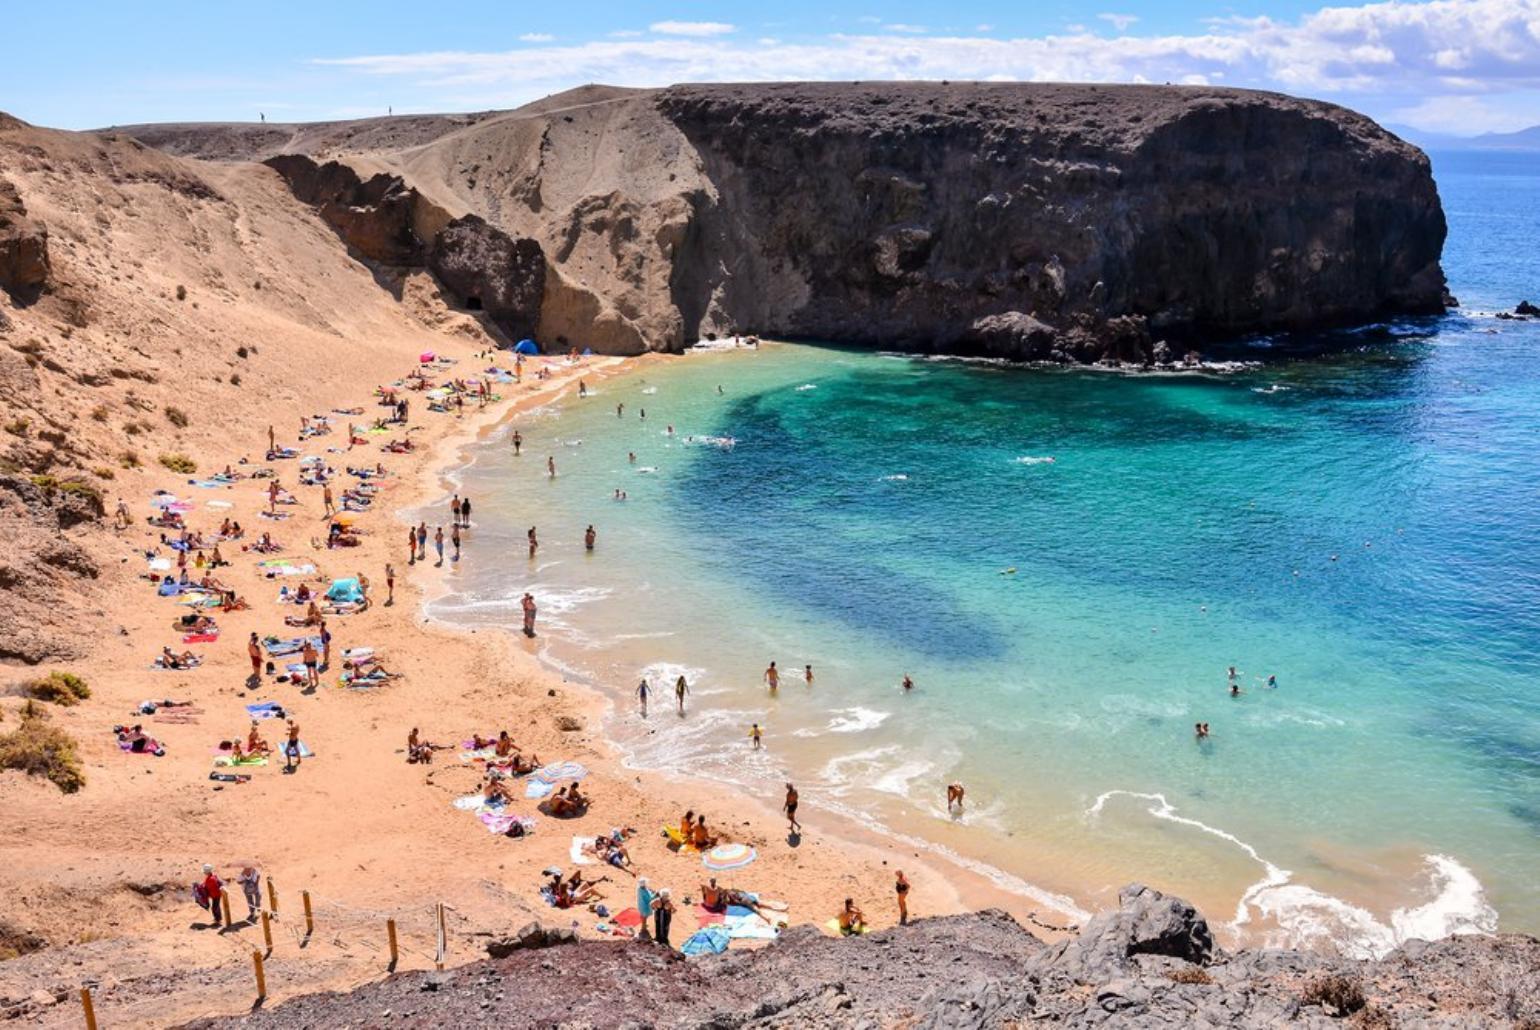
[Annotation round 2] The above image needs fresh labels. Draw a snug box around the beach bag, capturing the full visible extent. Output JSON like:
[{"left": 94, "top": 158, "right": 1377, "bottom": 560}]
[{"left": 192, "top": 881, "right": 209, "bottom": 909}]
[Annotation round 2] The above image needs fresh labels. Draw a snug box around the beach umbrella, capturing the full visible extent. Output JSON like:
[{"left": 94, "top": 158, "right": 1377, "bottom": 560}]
[
  {"left": 702, "top": 843, "right": 757, "bottom": 871},
  {"left": 514, "top": 339, "right": 540, "bottom": 355},
  {"left": 680, "top": 926, "right": 730, "bottom": 957}
]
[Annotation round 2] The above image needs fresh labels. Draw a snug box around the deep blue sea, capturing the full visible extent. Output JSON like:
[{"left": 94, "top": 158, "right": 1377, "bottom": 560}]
[{"left": 431, "top": 148, "right": 1540, "bottom": 956}]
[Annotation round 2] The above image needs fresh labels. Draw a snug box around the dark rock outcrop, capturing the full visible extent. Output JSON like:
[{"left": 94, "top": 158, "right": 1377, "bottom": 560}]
[
  {"left": 184, "top": 888, "right": 1539, "bottom": 1029},
  {"left": 263, "top": 156, "right": 426, "bottom": 266},
  {"left": 0, "top": 177, "right": 49, "bottom": 302},
  {"left": 427, "top": 217, "right": 544, "bottom": 342},
  {"left": 1516, "top": 299, "right": 1539, "bottom": 317}
]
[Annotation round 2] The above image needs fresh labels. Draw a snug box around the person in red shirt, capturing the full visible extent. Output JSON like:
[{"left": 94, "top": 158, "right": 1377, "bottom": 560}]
[{"left": 201, "top": 864, "right": 224, "bottom": 926}]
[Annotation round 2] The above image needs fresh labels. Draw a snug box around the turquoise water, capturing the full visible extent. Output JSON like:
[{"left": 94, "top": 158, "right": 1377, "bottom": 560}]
[{"left": 430, "top": 149, "right": 1540, "bottom": 955}]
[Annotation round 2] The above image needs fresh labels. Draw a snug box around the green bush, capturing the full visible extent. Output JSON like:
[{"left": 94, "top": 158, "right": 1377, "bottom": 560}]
[
  {"left": 158, "top": 453, "right": 196, "bottom": 474},
  {"left": 0, "top": 703, "right": 86, "bottom": 793}
]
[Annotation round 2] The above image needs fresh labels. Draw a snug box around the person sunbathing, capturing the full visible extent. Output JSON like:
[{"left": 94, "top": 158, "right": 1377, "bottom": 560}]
[
  {"left": 483, "top": 775, "right": 516, "bottom": 805},
  {"left": 209, "top": 545, "right": 226, "bottom": 567},
  {"left": 494, "top": 731, "right": 520, "bottom": 758},
  {"left": 837, "top": 898, "right": 867, "bottom": 936},
  {"left": 691, "top": 816, "right": 718, "bottom": 850},
  {"left": 304, "top": 601, "right": 322, "bottom": 626},
  {"left": 599, "top": 836, "right": 636, "bottom": 876},
  {"left": 407, "top": 727, "right": 435, "bottom": 764},
  {"left": 252, "top": 533, "right": 280, "bottom": 553},
  {"left": 219, "top": 590, "right": 248, "bottom": 612},
  {"left": 509, "top": 752, "right": 540, "bottom": 775},
  {"left": 546, "top": 784, "right": 589, "bottom": 817},
  {"left": 178, "top": 614, "right": 217, "bottom": 633},
  {"left": 160, "top": 647, "right": 199, "bottom": 669},
  {"left": 680, "top": 810, "right": 696, "bottom": 842},
  {"left": 246, "top": 723, "right": 271, "bottom": 755}
]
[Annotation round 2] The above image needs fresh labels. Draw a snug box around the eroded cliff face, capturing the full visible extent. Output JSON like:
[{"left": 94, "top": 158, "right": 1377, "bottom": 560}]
[{"left": 127, "top": 83, "right": 1449, "bottom": 362}]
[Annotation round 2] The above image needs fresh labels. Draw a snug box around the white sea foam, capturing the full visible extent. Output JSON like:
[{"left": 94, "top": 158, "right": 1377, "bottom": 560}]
[
  {"left": 795, "top": 383, "right": 818, "bottom": 391},
  {"left": 1013, "top": 455, "right": 1056, "bottom": 465},
  {"left": 880, "top": 473, "right": 909, "bottom": 481},
  {"left": 635, "top": 466, "right": 660, "bottom": 474},
  {"left": 1251, "top": 384, "right": 1292, "bottom": 394},
  {"left": 640, "top": 386, "right": 659, "bottom": 394},
  {"left": 1087, "top": 791, "right": 1497, "bottom": 958},
  {"left": 797, "top": 706, "right": 890, "bottom": 735}
]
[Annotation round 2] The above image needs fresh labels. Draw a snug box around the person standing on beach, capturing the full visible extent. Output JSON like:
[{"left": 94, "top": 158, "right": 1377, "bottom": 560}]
[
  {"left": 751, "top": 723, "right": 763, "bottom": 749},
  {"left": 895, "top": 870, "right": 911, "bottom": 925},
  {"left": 385, "top": 563, "right": 395, "bottom": 606},
  {"left": 319, "top": 619, "right": 332, "bottom": 670},
  {"left": 247, "top": 632, "right": 262, "bottom": 681},
  {"left": 200, "top": 864, "right": 224, "bottom": 927},
  {"left": 416, "top": 522, "right": 428, "bottom": 562},
  {"left": 238, "top": 865, "right": 262, "bottom": 922},
  {"left": 585, "top": 525, "right": 596, "bottom": 552},
  {"left": 527, "top": 526, "right": 538, "bottom": 559},
  {"left": 323, "top": 484, "right": 335, "bottom": 517},
  {"left": 637, "top": 679, "right": 650, "bottom": 715},
  {"left": 434, "top": 527, "right": 445, "bottom": 566},
  {"left": 783, "top": 782, "right": 801, "bottom": 835},
  {"left": 512, "top": 430, "right": 522, "bottom": 455},
  {"left": 675, "top": 675, "right": 688, "bottom": 715},
  {"left": 451, "top": 494, "right": 461, "bottom": 528},
  {"left": 267, "top": 425, "right": 275, "bottom": 457},
  {"left": 764, "top": 662, "right": 779, "bottom": 693},
  {"left": 521, "top": 592, "right": 537, "bottom": 637},
  {"left": 301, "top": 639, "right": 320, "bottom": 689},
  {"left": 285, "top": 719, "right": 302, "bottom": 772},
  {"left": 653, "top": 887, "right": 675, "bottom": 947},
  {"left": 451, "top": 523, "right": 461, "bottom": 562},
  {"left": 407, "top": 526, "right": 417, "bottom": 566},
  {"left": 460, "top": 496, "right": 471, "bottom": 528}
]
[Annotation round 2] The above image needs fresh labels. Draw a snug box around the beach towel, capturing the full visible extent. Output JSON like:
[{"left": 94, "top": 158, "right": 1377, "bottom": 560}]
[
  {"left": 213, "top": 755, "right": 268, "bottom": 767},
  {"left": 182, "top": 633, "right": 219, "bottom": 644},
  {"left": 157, "top": 579, "right": 182, "bottom": 596},
  {"left": 452, "top": 794, "right": 487, "bottom": 812},
  {"left": 207, "top": 500, "right": 233, "bottom": 510},
  {"left": 725, "top": 917, "right": 780, "bottom": 940},
  {"left": 189, "top": 479, "right": 228, "bottom": 489},
  {"left": 613, "top": 907, "right": 644, "bottom": 929},
  {"left": 532, "top": 761, "right": 588, "bottom": 784},
  {"left": 524, "top": 779, "right": 558, "bottom": 800},
  {"left": 148, "top": 557, "right": 173, "bottom": 572},
  {"left": 245, "top": 701, "right": 286, "bottom": 719},
  {"left": 569, "top": 836, "right": 596, "bottom": 866},
  {"left": 263, "top": 635, "right": 320, "bottom": 657},
  {"left": 481, "top": 812, "right": 535, "bottom": 836},
  {"left": 680, "top": 926, "right": 730, "bottom": 957},
  {"left": 694, "top": 905, "right": 726, "bottom": 927}
]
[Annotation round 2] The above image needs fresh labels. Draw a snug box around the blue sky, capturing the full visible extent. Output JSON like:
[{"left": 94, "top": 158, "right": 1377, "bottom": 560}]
[{"left": 4, "top": 0, "right": 1539, "bottom": 134}]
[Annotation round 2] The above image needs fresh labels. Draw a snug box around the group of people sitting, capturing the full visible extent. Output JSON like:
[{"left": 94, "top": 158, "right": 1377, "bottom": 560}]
[
  {"left": 545, "top": 782, "right": 591, "bottom": 817},
  {"left": 677, "top": 810, "right": 721, "bottom": 851}
]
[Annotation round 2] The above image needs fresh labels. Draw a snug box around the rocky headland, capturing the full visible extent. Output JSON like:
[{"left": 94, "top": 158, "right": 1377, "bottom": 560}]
[
  {"left": 189, "top": 885, "right": 1539, "bottom": 1028},
  {"left": 115, "top": 82, "right": 1450, "bottom": 364}
]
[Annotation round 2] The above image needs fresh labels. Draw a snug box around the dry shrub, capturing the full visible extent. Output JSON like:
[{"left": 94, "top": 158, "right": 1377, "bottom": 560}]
[
  {"left": 164, "top": 406, "right": 190, "bottom": 428},
  {"left": 0, "top": 702, "right": 86, "bottom": 793},
  {"left": 120, "top": 449, "right": 141, "bottom": 469},
  {"left": 1350, "top": 1003, "right": 1393, "bottom": 1029},
  {"left": 23, "top": 671, "right": 91, "bottom": 706},
  {"left": 158, "top": 452, "right": 196, "bottom": 474},
  {"left": 1303, "top": 974, "right": 1367, "bottom": 1016},
  {"left": 554, "top": 715, "right": 583, "bottom": 732},
  {"left": 1168, "top": 967, "right": 1214, "bottom": 985}
]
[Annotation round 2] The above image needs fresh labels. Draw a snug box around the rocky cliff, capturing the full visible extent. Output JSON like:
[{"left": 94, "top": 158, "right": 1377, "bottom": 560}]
[
  {"left": 121, "top": 82, "right": 1449, "bottom": 363},
  {"left": 189, "top": 885, "right": 1538, "bottom": 1028}
]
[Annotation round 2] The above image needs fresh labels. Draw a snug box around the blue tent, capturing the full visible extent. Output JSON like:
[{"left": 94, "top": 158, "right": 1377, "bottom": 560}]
[
  {"left": 514, "top": 339, "right": 540, "bottom": 355},
  {"left": 325, "top": 577, "right": 365, "bottom": 604}
]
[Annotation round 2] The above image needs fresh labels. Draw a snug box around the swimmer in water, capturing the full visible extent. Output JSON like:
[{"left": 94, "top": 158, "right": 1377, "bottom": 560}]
[
  {"left": 901, "top": 674, "right": 914, "bottom": 692},
  {"left": 547, "top": 456, "right": 556, "bottom": 478},
  {"left": 1229, "top": 682, "right": 1242, "bottom": 697},
  {"left": 1195, "top": 722, "right": 1210, "bottom": 739},
  {"left": 585, "top": 524, "right": 596, "bottom": 551},
  {"left": 1227, "top": 665, "right": 1237, "bottom": 681},
  {"left": 717, "top": 385, "right": 724, "bottom": 395},
  {"left": 804, "top": 664, "right": 813, "bottom": 684},
  {"left": 617, "top": 403, "right": 624, "bottom": 417},
  {"left": 666, "top": 425, "right": 674, "bottom": 436},
  {"left": 512, "top": 430, "right": 522, "bottom": 455},
  {"left": 578, "top": 380, "right": 588, "bottom": 397},
  {"left": 628, "top": 451, "right": 636, "bottom": 464},
  {"left": 764, "top": 662, "right": 779, "bottom": 692},
  {"left": 527, "top": 526, "right": 538, "bottom": 558},
  {"left": 640, "top": 408, "right": 646, "bottom": 420},
  {"left": 1266, "top": 674, "right": 1277, "bottom": 688}
]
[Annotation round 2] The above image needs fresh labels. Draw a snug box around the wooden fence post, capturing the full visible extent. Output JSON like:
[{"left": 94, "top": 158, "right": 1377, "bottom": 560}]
[
  {"left": 252, "top": 951, "right": 267, "bottom": 1002},
  {"left": 301, "top": 890, "right": 314, "bottom": 942},
  {"left": 387, "top": 918, "right": 399, "bottom": 969},
  {"left": 222, "top": 888, "right": 235, "bottom": 929},
  {"left": 80, "top": 987, "right": 98, "bottom": 1030},
  {"left": 435, "top": 902, "right": 446, "bottom": 970},
  {"left": 266, "top": 877, "right": 278, "bottom": 917},
  {"left": 261, "top": 910, "right": 274, "bottom": 955}
]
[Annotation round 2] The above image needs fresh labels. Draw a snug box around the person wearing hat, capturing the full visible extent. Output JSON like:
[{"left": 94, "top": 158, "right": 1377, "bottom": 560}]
[
  {"left": 200, "top": 864, "right": 224, "bottom": 927},
  {"left": 635, "top": 877, "right": 655, "bottom": 942}
]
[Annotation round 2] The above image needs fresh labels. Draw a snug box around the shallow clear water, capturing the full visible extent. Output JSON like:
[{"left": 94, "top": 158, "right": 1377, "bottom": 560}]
[{"left": 427, "top": 148, "right": 1540, "bottom": 956}]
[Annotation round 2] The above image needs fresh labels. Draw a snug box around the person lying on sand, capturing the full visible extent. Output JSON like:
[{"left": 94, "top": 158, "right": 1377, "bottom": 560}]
[
  {"left": 508, "top": 752, "right": 540, "bottom": 775},
  {"left": 159, "top": 647, "right": 200, "bottom": 669},
  {"left": 598, "top": 835, "right": 636, "bottom": 875},
  {"left": 701, "top": 878, "right": 768, "bottom": 919}
]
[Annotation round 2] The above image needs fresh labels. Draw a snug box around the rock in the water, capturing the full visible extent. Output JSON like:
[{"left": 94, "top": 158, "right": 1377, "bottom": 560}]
[{"left": 1516, "top": 299, "right": 1539, "bottom": 317}]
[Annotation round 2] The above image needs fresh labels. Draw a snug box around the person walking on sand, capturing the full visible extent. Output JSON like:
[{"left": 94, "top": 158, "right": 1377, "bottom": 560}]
[
  {"left": 947, "top": 783, "right": 965, "bottom": 812},
  {"left": 323, "top": 484, "right": 335, "bottom": 517},
  {"left": 267, "top": 425, "right": 275, "bottom": 457},
  {"left": 452, "top": 523, "right": 461, "bottom": 561},
  {"left": 319, "top": 620, "right": 332, "bottom": 670},
  {"left": 512, "top": 430, "right": 522, "bottom": 455},
  {"left": 547, "top": 456, "right": 557, "bottom": 478},
  {"left": 637, "top": 678, "right": 651, "bottom": 715},
  {"left": 416, "top": 522, "right": 428, "bottom": 562},
  {"left": 527, "top": 526, "right": 539, "bottom": 559},
  {"left": 585, "top": 525, "right": 596, "bottom": 552},
  {"left": 451, "top": 494, "right": 461, "bottom": 528},
  {"left": 284, "top": 719, "right": 302, "bottom": 772},
  {"left": 247, "top": 632, "right": 262, "bottom": 680},
  {"left": 199, "top": 864, "right": 224, "bottom": 927},
  {"left": 783, "top": 782, "right": 801, "bottom": 835},
  {"left": 238, "top": 865, "right": 262, "bottom": 922},
  {"left": 521, "top": 592, "right": 537, "bottom": 637},
  {"left": 895, "top": 870, "right": 911, "bottom": 925},
  {"left": 407, "top": 525, "right": 417, "bottom": 566},
  {"left": 433, "top": 526, "right": 444, "bottom": 566},
  {"left": 764, "top": 661, "right": 779, "bottom": 692},
  {"left": 385, "top": 563, "right": 395, "bottom": 606},
  {"left": 751, "top": 723, "right": 763, "bottom": 749},
  {"left": 675, "top": 675, "right": 688, "bottom": 714}
]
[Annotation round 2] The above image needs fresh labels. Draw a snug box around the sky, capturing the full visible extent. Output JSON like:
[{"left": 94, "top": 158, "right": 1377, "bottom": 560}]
[{"left": 3, "top": 0, "right": 1539, "bottom": 135}]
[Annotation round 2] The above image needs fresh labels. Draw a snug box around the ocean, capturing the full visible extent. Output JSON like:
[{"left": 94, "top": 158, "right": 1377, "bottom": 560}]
[{"left": 425, "top": 148, "right": 1540, "bottom": 957}]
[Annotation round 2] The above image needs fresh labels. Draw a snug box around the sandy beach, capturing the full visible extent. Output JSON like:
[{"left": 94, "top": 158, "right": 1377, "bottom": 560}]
[{"left": 0, "top": 333, "right": 1050, "bottom": 1027}]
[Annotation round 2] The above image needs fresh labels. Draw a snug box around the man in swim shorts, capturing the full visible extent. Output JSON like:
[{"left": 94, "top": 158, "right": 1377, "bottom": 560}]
[{"left": 783, "top": 782, "right": 801, "bottom": 835}]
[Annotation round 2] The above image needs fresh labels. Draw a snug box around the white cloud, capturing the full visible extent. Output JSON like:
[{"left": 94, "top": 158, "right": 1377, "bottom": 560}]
[
  {"left": 857, "top": 15, "right": 882, "bottom": 24},
  {"left": 648, "top": 21, "right": 736, "bottom": 37},
  {"left": 1098, "top": 13, "right": 1140, "bottom": 32},
  {"left": 313, "top": 0, "right": 1540, "bottom": 134},
  {"left": 976, "top": 23, "right": 995, "bottom": 32},
  {"left": 885, "top": 23, "right": 929, "bottom": 34},
  {"left": 1391, "top": 92, "right": 1540, "bottom": 133},
  {"left": 518, "top": 33, "right": 554, "bottom": 43}
]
